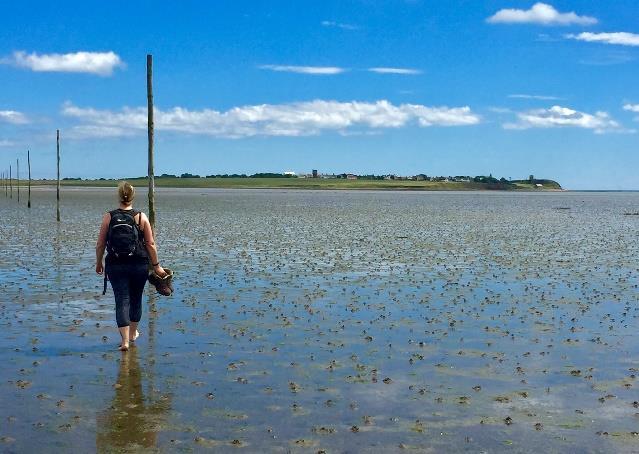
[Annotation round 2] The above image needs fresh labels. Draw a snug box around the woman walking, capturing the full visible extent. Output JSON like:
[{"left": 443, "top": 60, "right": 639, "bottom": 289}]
[{"left": 96, "top": 181, "right": 166, "bottom": 351}]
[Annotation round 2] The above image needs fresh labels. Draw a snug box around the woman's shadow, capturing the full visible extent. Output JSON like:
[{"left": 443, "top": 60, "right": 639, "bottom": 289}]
[{"left": 96, "top": 346, "right": 171, "bottom": 452}]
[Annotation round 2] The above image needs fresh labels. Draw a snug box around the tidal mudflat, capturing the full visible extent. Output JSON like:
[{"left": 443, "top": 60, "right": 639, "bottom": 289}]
[{"left": 1, "top": 188, "right": 638, "bottom": 453}]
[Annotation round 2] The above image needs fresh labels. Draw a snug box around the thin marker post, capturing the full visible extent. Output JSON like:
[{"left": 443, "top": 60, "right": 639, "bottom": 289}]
[
  {"left": 147, "top": 54, "right": 156, "bottom": 230},
  {"left": 27, "top": 150, "right": 31, "bottom": 208},
  {"left": 56, "top": 130, "right": 60, "bottom": 222}
]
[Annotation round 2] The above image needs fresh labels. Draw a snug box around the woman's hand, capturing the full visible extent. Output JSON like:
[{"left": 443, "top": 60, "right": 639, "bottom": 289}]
[
  {"left": 96, "top": 262, "right": 104, "bottom": 275},
  {"left": 153, "top": 264, "right": 167, "bottom": 278}
]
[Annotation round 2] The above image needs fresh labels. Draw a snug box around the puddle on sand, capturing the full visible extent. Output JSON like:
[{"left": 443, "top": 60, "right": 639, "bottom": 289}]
[{"left": 1, "top": 188, "right": 639, "bottom": 452}]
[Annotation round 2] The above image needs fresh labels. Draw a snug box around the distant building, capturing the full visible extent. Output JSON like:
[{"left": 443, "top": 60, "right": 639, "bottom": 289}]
[
  {"left": 535, "top": 183, "right": 543, "bottom": 187},
  {"left": 312, "top": 169, "right": 318, "bottom": 178},
  {"left": 346, "top": 174, "right": 357, "bottom": 180},
  {"left": 284, "top": 171, "right": 296, "bottom": 177}
]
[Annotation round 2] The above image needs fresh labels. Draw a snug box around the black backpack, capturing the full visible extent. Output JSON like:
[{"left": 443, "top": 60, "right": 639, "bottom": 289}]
[{"left": 107, "top": 209, "right": 142, "bottom": 258}]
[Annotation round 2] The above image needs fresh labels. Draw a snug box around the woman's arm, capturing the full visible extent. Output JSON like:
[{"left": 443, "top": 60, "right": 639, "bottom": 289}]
[
  {"left": 95, "top": 213, "right": 110, "bottom": 274},
  {"left": 140, "top": 213, "right": 166, "bottom": 277}
]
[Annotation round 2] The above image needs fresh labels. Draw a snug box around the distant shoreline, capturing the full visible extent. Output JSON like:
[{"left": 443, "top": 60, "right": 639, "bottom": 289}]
[{"left": 21, "top": 177, "right": 563, "bottom": 192}]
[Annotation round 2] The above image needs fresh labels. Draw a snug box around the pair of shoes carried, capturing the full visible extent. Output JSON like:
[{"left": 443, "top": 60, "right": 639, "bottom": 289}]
[{"left": 148, "top": 267, "right": 174, "bottom": 296}]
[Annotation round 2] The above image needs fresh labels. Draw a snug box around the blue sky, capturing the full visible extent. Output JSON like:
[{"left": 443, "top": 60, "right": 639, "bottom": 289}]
[{"left": 0, "top": 1, "right": 638, "bottom": 189}]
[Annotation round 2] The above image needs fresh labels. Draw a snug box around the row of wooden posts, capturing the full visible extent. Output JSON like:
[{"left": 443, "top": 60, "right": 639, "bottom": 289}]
[
  {"left": 1, "top": 149, "right": 35, "bottom": 208},
  {"left": 1, "top": 55, "right": 156, "bottom": 229},
  {"left": 2, "top": 130, "right": 61, "bottom": 219}
]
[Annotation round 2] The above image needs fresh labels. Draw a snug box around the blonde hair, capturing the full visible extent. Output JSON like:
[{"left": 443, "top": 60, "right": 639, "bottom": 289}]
[{"left": 117, "top": 181, "right": 135, "bottom": 204}]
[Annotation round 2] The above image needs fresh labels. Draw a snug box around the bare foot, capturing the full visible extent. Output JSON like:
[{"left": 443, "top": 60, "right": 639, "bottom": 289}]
[
  {"left": 118, "top": 343, "right": 129, "bottom": 352},
  {"left": 130, "top": 330, "right": 141, "bottom": 342}
]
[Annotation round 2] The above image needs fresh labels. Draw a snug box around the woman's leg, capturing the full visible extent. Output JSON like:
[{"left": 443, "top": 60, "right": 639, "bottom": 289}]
[
  {"left": 128, "top": 263, "right": 148, "bottom": 342},
  {"left": 109, "top": 264, "right": 132, "bottom": 351},
  {"left": 118, "top": 326, "right": 130, "bottom": 351},
  {"left": 129, "top": 321, "right": 139, "bottom": 342}
]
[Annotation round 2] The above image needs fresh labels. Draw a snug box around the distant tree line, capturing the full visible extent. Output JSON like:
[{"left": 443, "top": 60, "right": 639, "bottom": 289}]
[
  {"left": 156, "top": 172, "right": 296, "bottom": 179},
  {"left": 53, "top": 173, "right": 558, "bottom": 189}
]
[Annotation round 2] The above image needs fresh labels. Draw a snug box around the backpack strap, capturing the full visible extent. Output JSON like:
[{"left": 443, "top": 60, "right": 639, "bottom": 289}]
[
  {"left": 106, "top": 210, "right": 113, "bottom": 243},
  {"left": 133, "top": 211, "right": 145, "bottom": 236}
]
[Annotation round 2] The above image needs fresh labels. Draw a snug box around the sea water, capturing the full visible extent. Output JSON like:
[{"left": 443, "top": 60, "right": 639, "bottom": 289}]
[{"left": 1, "top": 188, "right": 638, "bottom": 452}]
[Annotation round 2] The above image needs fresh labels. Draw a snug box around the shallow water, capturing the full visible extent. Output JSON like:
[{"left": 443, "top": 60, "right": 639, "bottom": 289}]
[{"left": 1, "top": 188, "right": 639, "bottom": 453}]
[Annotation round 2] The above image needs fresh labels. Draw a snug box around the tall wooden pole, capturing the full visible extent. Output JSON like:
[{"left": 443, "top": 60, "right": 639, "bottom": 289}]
[
  {"left": 9, "top": 164, "right": 12, "bottom": 198},
  {"left": 27, "top": 150, "right": 31, "bottom": 208},
  {"left": 147, "top": 54, "right": 156, "bottom": 229},
  {"left": 56, "top": 130, "right": 60, "bottom": 222},
  {"left": 16, "top": 158, "right": 19, "bottom": 203}
]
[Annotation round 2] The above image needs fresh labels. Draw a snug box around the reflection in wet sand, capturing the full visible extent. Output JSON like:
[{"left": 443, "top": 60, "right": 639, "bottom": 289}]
[{"left": 96, "top": 347, "right": 170, "bottom": 452}]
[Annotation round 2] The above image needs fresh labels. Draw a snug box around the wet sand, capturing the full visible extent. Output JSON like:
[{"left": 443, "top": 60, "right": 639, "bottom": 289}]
[{"left": 1, "top": 188, "right": 638, "bottom": 453}]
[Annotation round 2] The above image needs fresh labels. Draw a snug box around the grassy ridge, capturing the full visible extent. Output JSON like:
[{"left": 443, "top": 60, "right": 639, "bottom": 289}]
[{"left": 26, "top": 177, "right": 563, "bottom": 191}]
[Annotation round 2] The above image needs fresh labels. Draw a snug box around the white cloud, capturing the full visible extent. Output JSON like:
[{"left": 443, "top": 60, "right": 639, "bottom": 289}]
[
  {"left": 504, "top": 105, "right": 627, "bottom": 134},
  {"left": 487, "top": 3, "right": 597, "bottom": 26},
  {"left": 2, "top": 51, "right": 124, "bottom": 76},
  {"left": 624, "top": 104, "right": 639, "bottom": 122},
  {"left": 368, "top": 67, "right": 422, "bottom": 75},
  {"left": 566, "top": 32, "right": 639, "bottom": 47},
  {"left": 509, "top": 94, "right": 561, "bottom": 101},
  {"left": 259, "top": 64, "right": 346, "bottom": 75},
  {"left": 61, "top": 100, "right": 480, "bottom": 139},
  {"left": 66, "top": 125, "right": 139, "bottom": 139},
  {"left": 0, "top": 139, "right": 16, "bottom": 147},
  {"left": 0, "top": 110, "right": 29, "bottom": 125},
  {"left": 260, "top": 65, "right": 423, "bottom": 75},
  {"left": 321, "top": 20, "right": 359, "bottom": 31}
]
